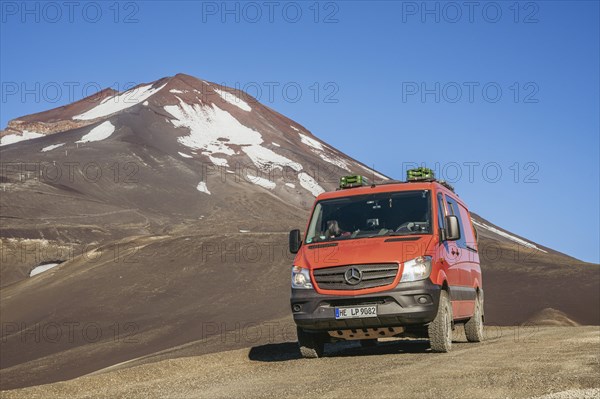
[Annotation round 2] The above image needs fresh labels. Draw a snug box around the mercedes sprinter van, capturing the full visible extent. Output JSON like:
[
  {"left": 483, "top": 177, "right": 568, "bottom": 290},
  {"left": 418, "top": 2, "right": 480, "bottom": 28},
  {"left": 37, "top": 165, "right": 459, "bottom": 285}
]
[{"left": 289, "top": 168, "right": 483, "bottom": 357}]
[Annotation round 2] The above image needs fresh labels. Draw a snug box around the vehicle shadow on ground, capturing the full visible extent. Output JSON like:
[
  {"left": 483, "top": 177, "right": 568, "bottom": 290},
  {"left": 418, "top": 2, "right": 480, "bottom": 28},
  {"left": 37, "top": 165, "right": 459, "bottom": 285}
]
[
  {"left": 248, "top": 342, "right": 303, "bottom": 362},
  {"left": 249, "top": 339, "right": 438, "bottom": 362}
]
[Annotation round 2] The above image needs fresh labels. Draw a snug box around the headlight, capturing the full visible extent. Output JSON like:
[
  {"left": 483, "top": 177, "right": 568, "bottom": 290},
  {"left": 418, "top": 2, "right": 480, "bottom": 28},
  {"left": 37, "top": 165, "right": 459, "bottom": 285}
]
[
  {"left": 291, "top": 266, "right": 313, "bottom": 289},
  {"left": 400, "top": 256, "right": 432, "bottom": 282}
]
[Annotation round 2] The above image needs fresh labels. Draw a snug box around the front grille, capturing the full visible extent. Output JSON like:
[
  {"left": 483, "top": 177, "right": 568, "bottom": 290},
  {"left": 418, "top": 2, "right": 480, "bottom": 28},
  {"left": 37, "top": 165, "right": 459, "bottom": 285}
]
[{"left": 312, "top": 263, "right": 399, "bottom": 291}]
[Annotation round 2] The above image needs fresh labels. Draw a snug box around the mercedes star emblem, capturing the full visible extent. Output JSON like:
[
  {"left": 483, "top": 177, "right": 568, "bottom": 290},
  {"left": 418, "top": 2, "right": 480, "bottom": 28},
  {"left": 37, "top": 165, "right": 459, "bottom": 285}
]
[{"left": 344, "top": 267, "right": 363, "bottom": 285}]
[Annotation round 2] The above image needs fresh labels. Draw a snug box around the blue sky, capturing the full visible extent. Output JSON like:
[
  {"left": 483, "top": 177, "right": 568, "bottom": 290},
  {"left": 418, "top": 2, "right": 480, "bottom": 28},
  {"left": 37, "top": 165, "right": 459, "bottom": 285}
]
[{"left": 1, "top": 1, "right": 598, "bottom": 263}]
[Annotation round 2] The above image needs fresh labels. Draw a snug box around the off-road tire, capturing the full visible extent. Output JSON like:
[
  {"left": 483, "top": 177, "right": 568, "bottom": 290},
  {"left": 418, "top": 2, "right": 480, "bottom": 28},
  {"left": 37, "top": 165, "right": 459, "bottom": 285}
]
[
  {"left": 360, "top": 339, "right": 378, "bottom": 348},
  {"left": 297, "top": 327, "right": 325, "bottom": 358},
  {"left": 428, "top": 290, "right": 453, "bottom": 353},
  {"left": 465, "top": 295, "right": 484, "bottom": 342}
]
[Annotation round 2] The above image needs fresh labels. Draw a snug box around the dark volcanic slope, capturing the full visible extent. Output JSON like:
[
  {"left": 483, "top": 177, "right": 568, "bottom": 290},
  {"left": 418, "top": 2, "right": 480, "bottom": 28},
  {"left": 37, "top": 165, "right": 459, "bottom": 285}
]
[
  {"left": 470, "top": 213, "right": 599, "bottom": 326},
  {"left": 0, "top": 73, "right": 598, "bottom": 390}
]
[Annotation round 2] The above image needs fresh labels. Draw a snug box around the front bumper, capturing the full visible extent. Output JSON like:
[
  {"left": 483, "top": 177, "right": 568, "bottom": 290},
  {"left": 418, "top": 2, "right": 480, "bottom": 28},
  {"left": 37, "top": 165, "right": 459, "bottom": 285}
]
[{"left": 291, "top": 279, "right": 442, "bottom": 332}]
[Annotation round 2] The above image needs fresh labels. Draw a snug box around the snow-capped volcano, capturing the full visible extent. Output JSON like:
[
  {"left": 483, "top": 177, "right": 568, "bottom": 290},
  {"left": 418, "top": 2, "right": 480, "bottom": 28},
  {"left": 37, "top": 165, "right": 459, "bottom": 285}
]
[{"left": 0, "top": 73, "right": 387, "bottom": 202}]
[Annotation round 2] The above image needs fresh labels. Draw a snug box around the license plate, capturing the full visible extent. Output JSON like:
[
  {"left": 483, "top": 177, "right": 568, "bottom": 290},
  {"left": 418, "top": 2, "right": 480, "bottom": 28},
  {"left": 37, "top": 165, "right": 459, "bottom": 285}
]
[{"left": 335, "top": 305, "right": 378, "bottom": 319}]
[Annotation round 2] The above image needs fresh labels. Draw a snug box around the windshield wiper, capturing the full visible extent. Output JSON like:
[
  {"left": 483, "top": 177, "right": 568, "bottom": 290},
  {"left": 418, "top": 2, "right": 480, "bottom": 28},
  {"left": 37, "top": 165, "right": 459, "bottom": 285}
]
[
  {"left": 355, "top": 230, "right": 391, "bottom": 239},
  {"left": 361, "top": 234, "right": 385, "bottom": 239},
  {"left": 386, "top": 231, "right": 427, "bottom": 236}
]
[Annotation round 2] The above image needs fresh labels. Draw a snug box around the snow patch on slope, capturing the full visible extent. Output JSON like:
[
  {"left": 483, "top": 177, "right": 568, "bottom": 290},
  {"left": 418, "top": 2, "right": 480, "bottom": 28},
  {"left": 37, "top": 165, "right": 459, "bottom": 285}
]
[
  {"left": 298, "top": 133, "right": 351, "bottom": 172},
  {"left": 214, "top": 88, "right": 252, "bottom": 112},
  {"left": 242, "top": 145, "right": 302, "bottom": 171},
  {"left": 76, "top": 121, "right": 115, "bottom": 143},
  {"left": 30, "top": 263, "right": 60, "bottom": 277},
  {"left": 247, "top": 175, "right": 276, "bottom": 190},
  {"left": 209, "top": 155, "right": 229, "bottom": 167},
  {"left": 298, "top": 172, "right": 325, "bottom": 197},
  {"left": 165, "top": 100, "right": 301, "bottom": 172},
  {"left": 299, "top": 133, "right": 324, "bottom": 150},
  {"left": 472, "top": 219, "right": 547, "bottom": 253},
  {"left": 166, "top": 101, "right": 261, "bottom": 155},
  {"left": 320, "top": 152, "right": 351, "bottom": 172},
  {"left": 178, "top": 152, "right": 193, "bottom": 158},
  {"left": 0, "top": 131, "right": 44, "bottom": 147},
  {"left": 165, "top": 99, "right": 358, "bottom": 197},
  {"left": 298, "top": 132, "right": 386, "bottom": 178},
  {"left": 41, "top": 143, "right": 65, "bottom": 152},
  {"left": 74, "top": 83, "right": 166, "bottom": 120},
  {"left": 196, "top": 181, "right": 211, "bottom": 195}
]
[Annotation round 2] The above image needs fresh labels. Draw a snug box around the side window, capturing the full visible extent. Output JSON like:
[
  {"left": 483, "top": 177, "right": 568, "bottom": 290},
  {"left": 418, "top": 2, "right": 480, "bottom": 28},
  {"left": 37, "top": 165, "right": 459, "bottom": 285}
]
[
  {"left": 458, "top": 203, "right": 478, "bottom": 252},
  {"left": 445, "top": 195, "right": 467, "bottom": 249},
  {"left": 436, "top": 193, "right": 446, "bottom": 231}
]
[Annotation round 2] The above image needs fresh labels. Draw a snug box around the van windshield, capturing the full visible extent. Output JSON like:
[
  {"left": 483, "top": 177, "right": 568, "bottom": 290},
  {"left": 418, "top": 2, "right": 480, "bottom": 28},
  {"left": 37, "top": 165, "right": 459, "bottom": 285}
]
[{"left": 305, "top": 190, "right": 432, "bottom": 244}]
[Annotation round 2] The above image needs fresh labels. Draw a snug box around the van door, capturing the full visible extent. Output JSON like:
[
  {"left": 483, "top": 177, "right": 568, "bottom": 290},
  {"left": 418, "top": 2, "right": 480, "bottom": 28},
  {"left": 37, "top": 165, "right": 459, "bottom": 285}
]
[
  {"left": 436, "top": 193, "right": 461, "bottom": 308},
  {"left": 445, "top": 195, "right": 477, "bottom": 318}
]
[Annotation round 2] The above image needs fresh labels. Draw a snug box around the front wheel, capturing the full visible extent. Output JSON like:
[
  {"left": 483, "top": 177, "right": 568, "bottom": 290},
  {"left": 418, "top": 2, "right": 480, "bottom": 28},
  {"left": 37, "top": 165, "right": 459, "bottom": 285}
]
[
  {"left": 297, "top": 327, "right": 326, "bottom": 358},
  {"left": 464, "top": 295, "right": 484, "bottom": 342},
  {"left": 428, "top": 290, "right": 453, "bottom": 353}
]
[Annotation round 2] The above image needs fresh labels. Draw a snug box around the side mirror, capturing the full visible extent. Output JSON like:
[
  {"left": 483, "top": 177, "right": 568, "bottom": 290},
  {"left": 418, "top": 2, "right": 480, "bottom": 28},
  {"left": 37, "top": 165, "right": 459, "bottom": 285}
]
[
  {"left": 289, "top": 229, "right": 302, "bottom": 254},
  {"left": 445, "top": 215, "right": 461, "bottom": 241}
]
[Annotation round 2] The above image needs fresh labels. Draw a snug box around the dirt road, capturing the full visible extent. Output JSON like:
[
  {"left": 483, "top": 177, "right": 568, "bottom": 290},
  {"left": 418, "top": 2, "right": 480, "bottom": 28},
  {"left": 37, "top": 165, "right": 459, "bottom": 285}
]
[{"left": 2, "top": 326, "right": 598, "bottom": 398}]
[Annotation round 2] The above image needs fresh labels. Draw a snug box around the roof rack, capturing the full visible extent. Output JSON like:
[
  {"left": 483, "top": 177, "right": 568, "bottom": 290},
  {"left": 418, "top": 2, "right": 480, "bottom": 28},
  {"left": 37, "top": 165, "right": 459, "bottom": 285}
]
[
  {"left": 362, "top": 178, "right": 455, "bottom": 192},
  {"left": 437, "top": 180, "right": 455, "bottom": 192},
  {"left": 405, "top": 167, "right": 455, "bottom": 192}
]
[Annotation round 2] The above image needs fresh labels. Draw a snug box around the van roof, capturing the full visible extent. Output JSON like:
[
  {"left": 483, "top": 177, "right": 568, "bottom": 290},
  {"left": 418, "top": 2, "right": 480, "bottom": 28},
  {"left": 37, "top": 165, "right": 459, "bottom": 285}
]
[{"left": 316, "top": 180, "right": 464, "bottom": 205}]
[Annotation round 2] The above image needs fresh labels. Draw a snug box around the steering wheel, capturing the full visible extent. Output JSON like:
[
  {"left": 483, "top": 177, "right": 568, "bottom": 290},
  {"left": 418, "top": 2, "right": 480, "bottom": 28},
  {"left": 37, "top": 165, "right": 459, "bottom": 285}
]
[{"left": 395, "top": 222, "right": 413, "bottom": 233}]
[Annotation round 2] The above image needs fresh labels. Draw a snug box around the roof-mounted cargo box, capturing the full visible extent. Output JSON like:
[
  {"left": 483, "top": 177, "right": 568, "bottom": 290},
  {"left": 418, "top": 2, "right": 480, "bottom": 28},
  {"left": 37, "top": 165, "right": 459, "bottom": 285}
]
[{"left": 339, "top": 175, "right": 370, "bottom": 189}]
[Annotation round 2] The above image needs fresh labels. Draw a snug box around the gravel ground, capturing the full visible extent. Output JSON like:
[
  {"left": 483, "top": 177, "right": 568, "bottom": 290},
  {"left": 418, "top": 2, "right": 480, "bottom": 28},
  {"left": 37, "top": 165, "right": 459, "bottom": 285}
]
[
  {"left": 531, "top": 388, "right": 599, "bottom": 399},
  {"left": 2, "top": 326, "right": 599, "bottom": 399}
]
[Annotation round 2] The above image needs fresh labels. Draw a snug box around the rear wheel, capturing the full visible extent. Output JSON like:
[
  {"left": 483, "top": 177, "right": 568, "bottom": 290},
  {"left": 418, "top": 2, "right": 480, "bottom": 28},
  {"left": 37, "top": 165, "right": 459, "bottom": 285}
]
[
  {"left": 428, "top": 290, "right": 453, "bottom": 353},
  {"left": 465, "top": 295, "right": 484, "bottom": 342},
  {"left": 297, "top": 327, "right": 326, "bottom": 358}
]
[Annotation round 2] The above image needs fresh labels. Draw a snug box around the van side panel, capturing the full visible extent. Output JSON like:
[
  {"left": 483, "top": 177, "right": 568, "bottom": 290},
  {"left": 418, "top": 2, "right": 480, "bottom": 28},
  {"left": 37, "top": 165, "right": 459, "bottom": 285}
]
[{"left": 457, "top": 203, "right": 480, "bottom": 317}]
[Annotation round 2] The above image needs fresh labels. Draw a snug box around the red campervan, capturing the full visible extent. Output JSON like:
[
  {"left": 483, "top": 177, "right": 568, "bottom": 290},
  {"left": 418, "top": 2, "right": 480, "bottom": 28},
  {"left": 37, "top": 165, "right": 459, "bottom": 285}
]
[{"left": 289, "top": 169, "right": 483, "bottom": 357}]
